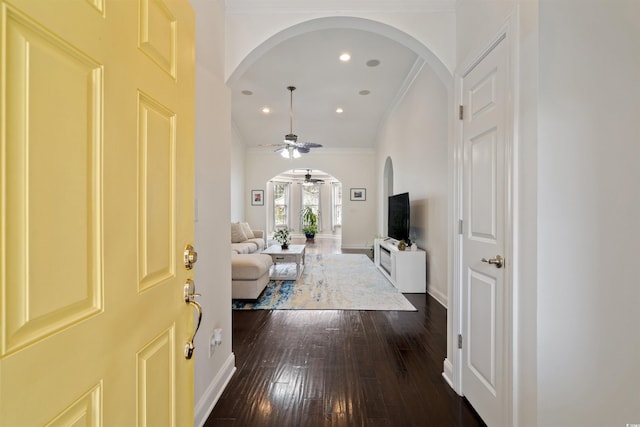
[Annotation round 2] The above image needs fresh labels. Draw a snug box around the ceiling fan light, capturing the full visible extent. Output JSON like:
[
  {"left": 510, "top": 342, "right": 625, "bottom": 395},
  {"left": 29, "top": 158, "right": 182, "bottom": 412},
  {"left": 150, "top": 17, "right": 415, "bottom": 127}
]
[
  {"left": 281, "top": 149, "right": 290, "bottom": 159},
  {"left": 284, "top": 133, "right": 297, "bottom": 143},
  {"left": 292, "top": 149, "right": 301, "bottom": 159}
]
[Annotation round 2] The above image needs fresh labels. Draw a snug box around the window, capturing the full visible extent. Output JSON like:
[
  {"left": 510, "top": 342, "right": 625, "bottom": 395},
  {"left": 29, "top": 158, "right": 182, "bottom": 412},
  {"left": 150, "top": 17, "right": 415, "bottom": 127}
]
[
  {"left": 301, "top": 183, "right": 321, "bottom": 231},
  {"left": 273, "top": 182, "right": 289, "bottom": 228},
  {"left": 332, "top": 183, "right": 342, "bottom": 230}
]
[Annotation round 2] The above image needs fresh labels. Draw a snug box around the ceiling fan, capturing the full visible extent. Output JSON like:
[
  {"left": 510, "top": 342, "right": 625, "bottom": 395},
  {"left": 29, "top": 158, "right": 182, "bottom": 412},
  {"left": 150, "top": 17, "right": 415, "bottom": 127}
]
[
  {"left": 301, "top": 169, "right": 324, "bottom": 184},
  {"left": 259, "top": 86, "right": 322, "bottom": 158}
]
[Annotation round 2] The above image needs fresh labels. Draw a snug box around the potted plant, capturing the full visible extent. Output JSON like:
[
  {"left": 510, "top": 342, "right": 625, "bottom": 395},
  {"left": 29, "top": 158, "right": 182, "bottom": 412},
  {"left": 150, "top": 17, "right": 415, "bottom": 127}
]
[
  {"left": 273, "top": 227, "right": 291, "bottom": 249},
  {"left": 301, "top": 206, "right": 318, "bottom": 240}
]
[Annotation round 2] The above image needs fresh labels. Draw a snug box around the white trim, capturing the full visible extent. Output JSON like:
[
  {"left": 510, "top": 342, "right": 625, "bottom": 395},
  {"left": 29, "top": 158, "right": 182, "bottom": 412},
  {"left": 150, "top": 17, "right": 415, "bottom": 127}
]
[
  {"left": 339, "top": 243, "right": 370, "bottom": 250},
  {"left": 442, "top": 358, "right": 455, "bottom": 390},
  {"left": 427, "top": 287, "right": 447, "bottom": 308},
  {"left": 449, "top": 11, "right": 518, "bottom": 427},
  {"left": 194, "top": 353, "right": 237, "bottom": 427}
]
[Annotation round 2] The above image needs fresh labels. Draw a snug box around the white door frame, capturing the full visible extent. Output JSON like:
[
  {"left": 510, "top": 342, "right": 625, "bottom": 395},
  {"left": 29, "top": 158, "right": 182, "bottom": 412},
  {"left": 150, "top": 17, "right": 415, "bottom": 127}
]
[{"left": 445, "top": 12, "right": 519, "bottom": 426}]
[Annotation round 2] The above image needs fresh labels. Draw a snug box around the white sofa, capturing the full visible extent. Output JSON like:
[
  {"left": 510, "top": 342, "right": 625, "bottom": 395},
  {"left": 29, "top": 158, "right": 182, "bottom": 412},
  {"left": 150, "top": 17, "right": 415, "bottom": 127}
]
[
  {"left": 231, "top": 253, "right": 273, "bottom": 299},
  {"left": 230, "top": 222, "right": 266, "bottom": 254},
  {"left": 230, "top": 223, "right": 272, "bottom": 299}
]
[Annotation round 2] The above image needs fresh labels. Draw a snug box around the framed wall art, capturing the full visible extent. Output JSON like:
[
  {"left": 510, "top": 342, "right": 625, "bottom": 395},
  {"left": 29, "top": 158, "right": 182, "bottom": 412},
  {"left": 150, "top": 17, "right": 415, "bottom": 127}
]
[
  {"left": 251, "top": 189, "right": 264, "bottom": 206},
  {"left": 350, "top": 188, "right": 366, "bottom": 201}
]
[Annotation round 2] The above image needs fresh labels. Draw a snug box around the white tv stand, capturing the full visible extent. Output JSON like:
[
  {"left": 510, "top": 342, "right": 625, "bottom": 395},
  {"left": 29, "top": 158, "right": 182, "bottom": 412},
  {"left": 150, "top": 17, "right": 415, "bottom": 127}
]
[{"left": 374, "top": 238, "right": 426, "bottom": 293}]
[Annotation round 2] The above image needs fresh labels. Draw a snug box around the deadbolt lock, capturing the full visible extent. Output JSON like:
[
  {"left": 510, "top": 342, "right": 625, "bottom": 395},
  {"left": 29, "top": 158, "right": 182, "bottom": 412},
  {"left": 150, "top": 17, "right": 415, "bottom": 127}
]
[{"left": 184, "top": 245, "right": 198, "bottom": 270}]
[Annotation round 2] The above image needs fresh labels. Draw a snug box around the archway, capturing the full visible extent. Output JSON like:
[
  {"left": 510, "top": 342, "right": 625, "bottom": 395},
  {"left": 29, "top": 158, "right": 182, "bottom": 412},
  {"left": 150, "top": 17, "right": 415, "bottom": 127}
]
[
  {"left": 226, "top": 16, "right": 452, "bottom": 88},
  {"left": 266, "top": 168, "right": 342, "bottom": 242}
]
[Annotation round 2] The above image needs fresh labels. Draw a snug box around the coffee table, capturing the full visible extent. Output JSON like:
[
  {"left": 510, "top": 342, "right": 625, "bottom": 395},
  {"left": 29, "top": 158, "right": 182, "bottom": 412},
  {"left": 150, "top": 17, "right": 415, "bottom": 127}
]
[{"left": 262, "top": 244, "right": 306, "bottom": 280}]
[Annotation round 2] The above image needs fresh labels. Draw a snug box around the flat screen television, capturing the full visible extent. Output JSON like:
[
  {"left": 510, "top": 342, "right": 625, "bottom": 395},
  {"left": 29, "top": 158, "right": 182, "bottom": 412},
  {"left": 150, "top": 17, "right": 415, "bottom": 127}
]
[{"left": 388, "top": 192, "right": 410, "bottom": 242}]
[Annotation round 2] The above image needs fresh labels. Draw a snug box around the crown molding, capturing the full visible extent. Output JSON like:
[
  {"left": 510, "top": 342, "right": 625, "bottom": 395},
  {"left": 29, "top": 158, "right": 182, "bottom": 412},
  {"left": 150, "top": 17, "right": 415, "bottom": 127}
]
[
  {"left": 225, "top": 0, "right": 456, "bottom": 14},
  {"left": 247, "top": 146, "right": 376, "bottom": 156}
]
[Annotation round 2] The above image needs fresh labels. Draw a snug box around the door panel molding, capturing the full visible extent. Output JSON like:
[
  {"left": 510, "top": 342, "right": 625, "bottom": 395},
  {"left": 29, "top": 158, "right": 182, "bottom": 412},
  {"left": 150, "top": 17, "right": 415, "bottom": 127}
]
[
  {"left": 137, "top": 90, "right": 177, "bottom": 292},
  {"left": 1, "top": 4, "right": 104, "bottom": 356}
]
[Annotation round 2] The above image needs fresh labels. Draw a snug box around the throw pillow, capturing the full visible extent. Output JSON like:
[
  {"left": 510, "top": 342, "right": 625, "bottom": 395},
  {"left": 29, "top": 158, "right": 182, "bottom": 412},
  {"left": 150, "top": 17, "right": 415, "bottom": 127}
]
[
  {"left": 240, "top": 222, "right": 255, "bottom": 239},
  {"left": 231, "top": 222, "right": 248, "bottom": 243}
]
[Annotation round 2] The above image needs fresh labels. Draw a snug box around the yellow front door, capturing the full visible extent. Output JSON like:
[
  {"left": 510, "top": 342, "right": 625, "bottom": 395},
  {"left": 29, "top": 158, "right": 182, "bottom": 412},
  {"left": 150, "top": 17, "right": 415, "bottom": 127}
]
[{"left": 0, "top": 0, "right": 196, "bottom": 425}]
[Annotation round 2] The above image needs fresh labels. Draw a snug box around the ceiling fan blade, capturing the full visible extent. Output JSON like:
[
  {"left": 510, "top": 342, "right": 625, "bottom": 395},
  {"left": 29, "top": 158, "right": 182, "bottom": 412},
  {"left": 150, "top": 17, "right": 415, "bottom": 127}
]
[
  {"left": 274, "top": 147, "right": 286, "bottom": 153},
  {"left": 298, "top": 142, "right": 322, "bottom": 148},
  {"left": 297, "top": 147, "right": 311, "bottom": 154}
]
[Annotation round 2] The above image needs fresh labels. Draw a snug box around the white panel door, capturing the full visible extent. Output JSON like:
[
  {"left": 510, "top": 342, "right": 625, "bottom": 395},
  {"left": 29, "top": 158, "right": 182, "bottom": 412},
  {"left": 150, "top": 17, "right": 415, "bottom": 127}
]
[{"left": 461, "top": 36, "right": 508, "bottom": 427}]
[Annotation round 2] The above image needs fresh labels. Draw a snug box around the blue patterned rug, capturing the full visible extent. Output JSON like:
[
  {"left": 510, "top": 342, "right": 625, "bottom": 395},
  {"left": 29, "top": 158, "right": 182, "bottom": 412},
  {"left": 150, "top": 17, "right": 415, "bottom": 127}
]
[{"left": 232, "top": 253, "right": 417, "bottom": 311}]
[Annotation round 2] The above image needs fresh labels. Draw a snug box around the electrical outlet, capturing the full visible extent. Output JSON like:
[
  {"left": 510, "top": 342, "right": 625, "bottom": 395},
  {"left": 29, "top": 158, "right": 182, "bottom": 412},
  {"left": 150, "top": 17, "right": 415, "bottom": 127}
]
[
  {"left": 209, "top": 328, "right": 223, "bottom": 358},
  {"left": 208, "top": 331, "right": 215, "bottom": 358}
]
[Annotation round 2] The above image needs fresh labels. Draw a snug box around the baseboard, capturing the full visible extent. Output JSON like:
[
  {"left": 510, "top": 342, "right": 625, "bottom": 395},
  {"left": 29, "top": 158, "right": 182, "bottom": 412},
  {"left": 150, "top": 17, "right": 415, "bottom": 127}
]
[
  {"left": 291, "top": 233, "right": 341, "bottom": 240},
  {"left": 427, "top": 288, "right": 448, "bottom": 308},
  {"left": 442, "top": 358, "right": 455, "bottom": 390},
  {"left": 195, "top": 353, "right": 237, "bottom": 427},
  {"left": 340, "top": 244, "right": 370, "bottom": 250}
]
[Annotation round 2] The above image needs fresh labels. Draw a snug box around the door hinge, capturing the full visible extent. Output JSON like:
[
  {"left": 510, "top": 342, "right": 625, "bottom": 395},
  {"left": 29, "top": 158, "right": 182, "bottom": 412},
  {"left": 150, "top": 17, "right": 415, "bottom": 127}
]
[
  {"left": 458, "top": 219, "right": 463, "bottom": 235},
  {"left": 459, "top": 105, "right": 464, "bottom": 120},
  {"left": 458, "top": 334, "right": 463, "bottom": 349}
]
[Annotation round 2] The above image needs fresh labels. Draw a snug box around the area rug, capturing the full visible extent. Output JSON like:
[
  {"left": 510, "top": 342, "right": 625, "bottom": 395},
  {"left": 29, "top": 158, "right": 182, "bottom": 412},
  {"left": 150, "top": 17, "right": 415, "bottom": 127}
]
[{"left": 232, "top": 253, "right": 417, "bottom": 311}]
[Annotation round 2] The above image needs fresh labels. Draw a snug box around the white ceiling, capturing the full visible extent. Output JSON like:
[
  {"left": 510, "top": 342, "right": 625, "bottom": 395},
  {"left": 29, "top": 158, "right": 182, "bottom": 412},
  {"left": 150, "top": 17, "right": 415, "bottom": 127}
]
[{"left": 230, "top": 28, "right": 420, "bottom": 152}]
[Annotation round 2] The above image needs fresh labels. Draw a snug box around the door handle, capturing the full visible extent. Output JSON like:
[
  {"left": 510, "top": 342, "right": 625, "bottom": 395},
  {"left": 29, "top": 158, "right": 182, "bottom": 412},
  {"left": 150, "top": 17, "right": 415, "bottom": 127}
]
[
  {"left": 183, "top": 279, "right": 202, "bottom": 360},
  {"left": 481, "top": 255, "right": 504, "bottom": 269}
]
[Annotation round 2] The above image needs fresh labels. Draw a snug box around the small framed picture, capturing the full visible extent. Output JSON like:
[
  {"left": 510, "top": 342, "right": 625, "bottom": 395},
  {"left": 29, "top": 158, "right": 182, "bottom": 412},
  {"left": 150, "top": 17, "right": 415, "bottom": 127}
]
[
  {"left": 251, "top": 190, "right": 264, "bottom": 206},
  {"left": 350, "top": 188, "right": 366, "bottom": 201}
]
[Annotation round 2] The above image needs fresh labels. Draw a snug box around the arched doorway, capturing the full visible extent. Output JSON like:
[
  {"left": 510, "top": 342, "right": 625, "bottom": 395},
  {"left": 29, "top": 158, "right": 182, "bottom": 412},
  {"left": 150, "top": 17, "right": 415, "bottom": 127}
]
[{"left": 266, "top": 169, "right": 342, "bottom": 243}]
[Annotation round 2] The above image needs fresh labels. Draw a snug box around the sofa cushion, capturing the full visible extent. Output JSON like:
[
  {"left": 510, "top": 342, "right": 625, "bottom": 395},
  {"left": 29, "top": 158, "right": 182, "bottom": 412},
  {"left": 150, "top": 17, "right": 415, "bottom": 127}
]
[
  {"left": 240, "top": 222, "right": 255, "bottom": 239},
  {"left": 231, "top": 242, "right": 256, "bottom": 254},
  {"left": 231, "top": 254, "right": 273, "bottom": 280},
  {"left": 231, "top": 222, "right": 248, "bottom": 243},
  {"left": 245, "top": 237, "right": 265, "bottom": 252}
]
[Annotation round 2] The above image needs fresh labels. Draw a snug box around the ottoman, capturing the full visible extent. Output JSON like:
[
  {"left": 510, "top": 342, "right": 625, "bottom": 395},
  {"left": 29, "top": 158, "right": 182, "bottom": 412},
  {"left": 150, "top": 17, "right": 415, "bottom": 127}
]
[{"left": 231, "top": 253, "right": 273, "bottom": 299}]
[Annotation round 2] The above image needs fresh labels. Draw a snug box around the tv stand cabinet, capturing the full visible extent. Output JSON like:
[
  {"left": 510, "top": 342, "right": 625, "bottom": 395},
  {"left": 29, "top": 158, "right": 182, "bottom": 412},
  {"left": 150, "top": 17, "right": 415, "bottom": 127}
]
[{"left": 374, "top": 238, "right": 426, "bottom": 293}]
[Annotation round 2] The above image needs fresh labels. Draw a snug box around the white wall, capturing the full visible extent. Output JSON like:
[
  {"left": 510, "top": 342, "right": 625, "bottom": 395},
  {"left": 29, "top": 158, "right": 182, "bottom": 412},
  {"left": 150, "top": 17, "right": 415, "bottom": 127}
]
[
  {"left": 191, "top": 1, "right": 235, "bottom": 425},
  {"left": 244, "top": 149, "right": 377, "bottom": 249},
  {"left": 230, "top": 123, "right": 245, "bottom": 222},
  {"left": 376, "top": 64, "right": 449, "bottom": 306},
  {"left": 538, "top": 1, "right": 640, "bottom": 425}
]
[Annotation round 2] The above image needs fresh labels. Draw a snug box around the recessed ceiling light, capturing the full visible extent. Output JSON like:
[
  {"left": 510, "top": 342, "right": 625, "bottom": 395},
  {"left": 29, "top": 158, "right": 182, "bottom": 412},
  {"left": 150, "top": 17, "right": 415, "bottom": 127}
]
[
  {"left": 262, "top": 107, "right": 271, "bottom": 114},
  {"left": 241, "top": 90, "right": 253, "bottom": 95},
  {"left": 359, "top": 90, "right": 371, "bottom": 96},
  {"left": 366, "top": 59, "right": 381, "bottom": 67},
  {"left": 336, "top": 108, "right": 344, "bottom": 114},
  {"left": 339, "top": 53, "right": 351, "bottom": 62}
]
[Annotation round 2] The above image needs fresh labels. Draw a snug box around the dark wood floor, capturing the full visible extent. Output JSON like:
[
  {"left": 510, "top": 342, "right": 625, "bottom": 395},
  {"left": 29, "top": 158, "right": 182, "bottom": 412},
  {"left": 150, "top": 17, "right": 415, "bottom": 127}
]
[{"left": 205, "top": 238, "right": 485, "bottom": 427}]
